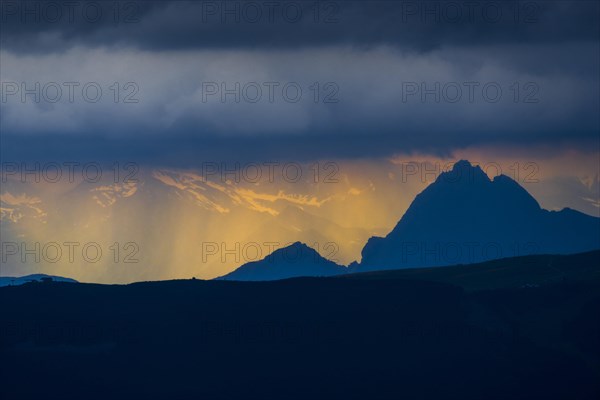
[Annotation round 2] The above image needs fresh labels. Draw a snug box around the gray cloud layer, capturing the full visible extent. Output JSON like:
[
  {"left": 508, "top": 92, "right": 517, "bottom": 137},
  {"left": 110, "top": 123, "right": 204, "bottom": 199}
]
[{"left": 0, "top": 1, "right": 598, "bottom": 163}]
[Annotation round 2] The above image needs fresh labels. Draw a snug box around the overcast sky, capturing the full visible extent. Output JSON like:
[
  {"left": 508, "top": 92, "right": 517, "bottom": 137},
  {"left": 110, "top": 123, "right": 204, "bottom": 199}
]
[{"left": 1, "top": 0, "right": 598, "bottom": 164}]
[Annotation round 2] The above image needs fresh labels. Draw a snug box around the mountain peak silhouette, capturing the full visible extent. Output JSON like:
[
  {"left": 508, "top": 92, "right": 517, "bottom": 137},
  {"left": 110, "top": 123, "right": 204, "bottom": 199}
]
[
  {"left": 434, "top": 159, "right": 489, "bottom": 184},
  {"left": 264, "top": 241, "right": 314, "bottom": 261},
  {"left": 217, "top": 242, "right": 346, "bottom": 281},
  {"left": 359, "top": 160, "right": 599, "bottom": 271}
]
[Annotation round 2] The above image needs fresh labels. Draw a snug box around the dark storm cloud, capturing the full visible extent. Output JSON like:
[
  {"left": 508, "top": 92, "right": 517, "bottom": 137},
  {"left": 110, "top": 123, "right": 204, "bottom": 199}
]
[
  {"left": 0, "top": 1, "right": 598, "bottom": 165},
  {"left": 1, "top": 0, "right": 598, "bottom": 53}
]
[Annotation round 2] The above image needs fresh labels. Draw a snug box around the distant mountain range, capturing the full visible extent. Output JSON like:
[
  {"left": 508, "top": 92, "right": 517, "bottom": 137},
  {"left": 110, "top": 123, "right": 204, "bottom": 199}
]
[
  {"left": 3, "top": 160, "right": 598, "bottom": 282},
  {"left": 221, "top": 160, "right": 600, "bottom": 281},
  {"left": 0, "top": 274, "right": 78, "bottom": 287}
]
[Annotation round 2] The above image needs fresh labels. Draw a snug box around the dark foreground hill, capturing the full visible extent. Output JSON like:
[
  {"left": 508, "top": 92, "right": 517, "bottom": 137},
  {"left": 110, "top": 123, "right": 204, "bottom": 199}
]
[
  {"left": 347, "top": 250, "right": 600, "bottom": 291},
  {"left": 1, "top": 251, "right": 599, "bottom": 400}
]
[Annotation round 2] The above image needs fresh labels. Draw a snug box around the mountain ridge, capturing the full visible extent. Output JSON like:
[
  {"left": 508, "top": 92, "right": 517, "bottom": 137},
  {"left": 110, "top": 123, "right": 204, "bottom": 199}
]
[{"left": 358, "top": 160, "right": 599, "bottom": 271}]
